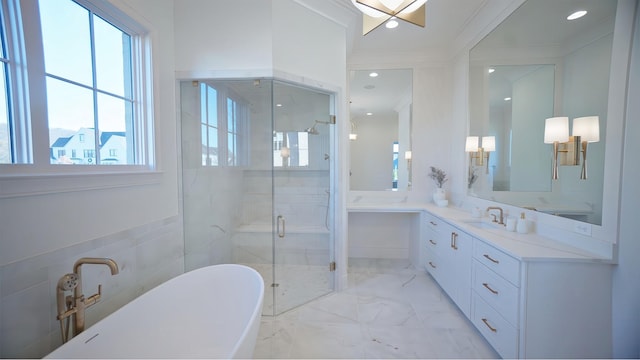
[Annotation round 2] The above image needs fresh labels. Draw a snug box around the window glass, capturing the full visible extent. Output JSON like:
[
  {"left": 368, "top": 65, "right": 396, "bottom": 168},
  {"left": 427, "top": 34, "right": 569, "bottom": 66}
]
[
  {"left": 0, "top": 5, "right": 12, "bottom": 164},
  {"left": 0, "top": 57, "right": 10, "bottom": 164},
  {"left": 39, "top": 0, "right": 136, "bottom": 165},
  {"left": 94, "top": 14, "right": 132, "bottom": 97},
  {"left": 39, "top": 0, "right": 93, "bottom": 86}
]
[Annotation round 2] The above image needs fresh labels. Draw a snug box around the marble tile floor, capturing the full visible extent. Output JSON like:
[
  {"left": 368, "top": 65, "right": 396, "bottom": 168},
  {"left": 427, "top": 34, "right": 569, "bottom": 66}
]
[{"left": 253, "top": 258, "right": 499, "bottom": 359}]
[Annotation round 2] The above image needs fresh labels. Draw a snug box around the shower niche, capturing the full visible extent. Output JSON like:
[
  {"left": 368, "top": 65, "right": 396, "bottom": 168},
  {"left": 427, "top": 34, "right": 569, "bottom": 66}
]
[{"left": 180, "top": 79, "right": 335, "bottom": 315}]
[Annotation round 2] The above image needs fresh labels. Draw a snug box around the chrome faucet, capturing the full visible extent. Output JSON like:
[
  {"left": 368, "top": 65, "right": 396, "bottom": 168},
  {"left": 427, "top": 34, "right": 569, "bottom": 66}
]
[
  {"left": 56, "top": 257, "right": 118, "bottom": 342},
  {"left": 486, "top": 206, "right": 505, "bottom": 225}
]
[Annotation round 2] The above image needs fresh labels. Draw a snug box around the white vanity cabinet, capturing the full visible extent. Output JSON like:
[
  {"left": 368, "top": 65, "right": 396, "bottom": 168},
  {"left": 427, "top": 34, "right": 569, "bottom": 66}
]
[
  {"left": 471, "top": 238, "right": 612, "bottom": 358},
  {"left": 422, "top": 213, "right": 472, "bottom": 317},
  {"left": 421, "top": 209, "right": 613, "bottom": 359}
]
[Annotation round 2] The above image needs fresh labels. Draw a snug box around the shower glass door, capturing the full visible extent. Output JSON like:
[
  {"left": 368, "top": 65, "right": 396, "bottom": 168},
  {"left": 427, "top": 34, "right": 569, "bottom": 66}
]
[
  {"left": 180, "top": 79, "right": 334, "bottom": 316},
  {"left": 271, "top": 81, "right": 334, "bottom": 315}
]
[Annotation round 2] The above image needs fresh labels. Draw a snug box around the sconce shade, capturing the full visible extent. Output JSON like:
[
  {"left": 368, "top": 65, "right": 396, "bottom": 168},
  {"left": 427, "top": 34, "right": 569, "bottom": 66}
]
[
  {"left": 482, "top": 136, "right": 496, "bottom": 152},
  {"left": 465, "top": 136, "right": 479, "bottom": 152},
  {"left": 280, "top": 146, "right": 290, "bottom": 158},
  {"left": 404, "top": 150, "right": 412, "bottom": 160},
  {"left": 572, "top": 116, "right": 600, "bottom": 142},
  {"left": 544, "top": 117, "right": 570, "bottom": 143}
]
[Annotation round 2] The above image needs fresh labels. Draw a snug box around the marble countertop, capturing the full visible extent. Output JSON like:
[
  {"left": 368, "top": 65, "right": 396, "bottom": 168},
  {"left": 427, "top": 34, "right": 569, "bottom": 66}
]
[{"left": 347, "top": 202, "right": 611, "bottom": 263}]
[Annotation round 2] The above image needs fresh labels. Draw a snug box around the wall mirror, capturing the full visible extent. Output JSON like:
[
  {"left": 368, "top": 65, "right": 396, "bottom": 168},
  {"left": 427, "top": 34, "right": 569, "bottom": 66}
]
[
  {"left": 468, "top": 0, "right": 618, "bottom": 225},
  {"left": 349, "top": 69, "right": 413, "bottom": 191}
]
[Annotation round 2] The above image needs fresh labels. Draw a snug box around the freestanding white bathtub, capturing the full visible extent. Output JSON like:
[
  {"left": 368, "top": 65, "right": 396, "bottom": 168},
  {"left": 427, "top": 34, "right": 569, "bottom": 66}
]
[{"left": 45, "top": 264, "right": 264, "bottom": 359}]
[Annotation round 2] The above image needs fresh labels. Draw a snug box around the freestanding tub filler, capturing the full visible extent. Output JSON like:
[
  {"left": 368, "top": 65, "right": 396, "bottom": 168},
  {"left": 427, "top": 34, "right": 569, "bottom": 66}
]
[{"left": 45, "top": 264, "right": 265, "bottom": 359}]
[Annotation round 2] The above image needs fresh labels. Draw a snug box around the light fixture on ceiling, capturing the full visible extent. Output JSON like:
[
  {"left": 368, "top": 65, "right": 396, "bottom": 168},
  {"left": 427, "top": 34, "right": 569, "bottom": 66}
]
[
  {"left": 544, "top": 116, "right": 599, "bottom": 180},
  {"left": 386, "top": 18, "right": 399, "bottom": 29},
  {"left": 567, "top": 10, "right": 587, "bottom": 20},
  {"left": 351, "top": 0, "right": 428, "bottom": 35}
]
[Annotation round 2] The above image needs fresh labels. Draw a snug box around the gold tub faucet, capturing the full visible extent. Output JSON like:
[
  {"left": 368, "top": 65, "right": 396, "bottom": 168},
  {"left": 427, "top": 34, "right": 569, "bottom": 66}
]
[{"left": 56, "top": 257, "right": 119, "bottom": 342}]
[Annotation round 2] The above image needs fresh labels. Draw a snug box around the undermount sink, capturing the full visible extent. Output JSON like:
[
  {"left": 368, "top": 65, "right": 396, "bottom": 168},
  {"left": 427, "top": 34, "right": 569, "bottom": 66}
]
[{"left": 463, "top": 220, "right": 502, "bottom": 230}]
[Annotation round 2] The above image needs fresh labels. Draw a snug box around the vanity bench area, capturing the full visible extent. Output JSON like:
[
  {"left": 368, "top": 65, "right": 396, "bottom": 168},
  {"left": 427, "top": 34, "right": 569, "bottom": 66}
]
[{"left": 347, "top": 202, "right": 614, "bottom": 359}]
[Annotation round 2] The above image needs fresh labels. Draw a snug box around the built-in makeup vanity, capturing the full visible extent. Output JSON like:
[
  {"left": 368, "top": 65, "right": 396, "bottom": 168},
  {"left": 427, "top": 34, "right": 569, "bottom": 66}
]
[{"left": 347, "top": 203, "right": 613, "bottom": 358}]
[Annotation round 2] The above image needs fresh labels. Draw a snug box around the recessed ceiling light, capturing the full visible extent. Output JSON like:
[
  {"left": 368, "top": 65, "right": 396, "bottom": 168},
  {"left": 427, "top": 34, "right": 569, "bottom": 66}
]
[
  {"left": 276, "top": 103, "right": 283, "bottom": 107},
  {"left": 504, "top": 97, "right": 512, "bottom": 101},
  {"left": 567, "top": 10, "right": 587, "bottom": 20},
  {"left": 488, "top": 68, "right": 495, "bottom": 74},
  {"left": 369, "top": 72, "right": 378, "bottom": 77},
  {"left": 366, "top": 112, "right": 373, "bottom": 116}
]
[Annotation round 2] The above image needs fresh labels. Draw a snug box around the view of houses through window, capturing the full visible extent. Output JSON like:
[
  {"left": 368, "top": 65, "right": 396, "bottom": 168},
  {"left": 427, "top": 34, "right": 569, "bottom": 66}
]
[{"left": 41, "top": 0, "right": 134, "bottom": 165}]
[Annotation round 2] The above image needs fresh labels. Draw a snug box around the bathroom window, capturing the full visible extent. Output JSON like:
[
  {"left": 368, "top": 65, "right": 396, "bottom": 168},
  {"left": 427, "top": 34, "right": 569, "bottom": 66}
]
[
  {"left": 0, "top": 0, "right": 154, "bottom": 172},
  {"left": 0, "top": 2, "right": 16, "bottom": 164},
  {"left": 200, "top": 82, "right": 248, "bottom": 167},
  {"left": 273, "top": 131, "right": 309, "bottom": 167}
]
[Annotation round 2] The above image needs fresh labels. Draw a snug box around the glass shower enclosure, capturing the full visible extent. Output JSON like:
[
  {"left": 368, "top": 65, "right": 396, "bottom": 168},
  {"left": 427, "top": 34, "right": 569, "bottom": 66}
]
[{"left": 180, "top": 78, "right": 334, "bottom": 315}]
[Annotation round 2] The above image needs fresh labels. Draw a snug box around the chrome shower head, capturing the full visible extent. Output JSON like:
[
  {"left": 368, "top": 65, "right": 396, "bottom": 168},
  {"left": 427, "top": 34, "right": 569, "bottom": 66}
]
[{"left": 305, "top": 125, "right": 320, "bottom": 135}]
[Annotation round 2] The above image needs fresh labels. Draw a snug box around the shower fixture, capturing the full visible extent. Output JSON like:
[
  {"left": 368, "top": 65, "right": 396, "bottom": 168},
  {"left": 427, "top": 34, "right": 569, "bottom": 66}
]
[{"left": 305, "top": 120, "right": 331, "bottom": 135}]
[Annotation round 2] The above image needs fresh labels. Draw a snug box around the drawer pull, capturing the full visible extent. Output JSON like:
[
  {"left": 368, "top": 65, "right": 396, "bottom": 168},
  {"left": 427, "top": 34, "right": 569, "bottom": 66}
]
[
  {"left": 428, "top": 261, "right": 437, "bottom": 269},
  {"left": 482, "top": 318, "right": 497, "bottom": 333},
  {"left": 430, "top": 221, "right": 437, "bottom": 226},
  {"left": 483, "top": 254, "right": 500, "bottom": 264},
  {"left": 482, "top": 283, "right": 499, "bottom": 294},
  {"left": 451, "top": 232, "right": 458, "bottom": 250},
  {"left": 429, "top": 239, "right": 437, "bottom": 245}
]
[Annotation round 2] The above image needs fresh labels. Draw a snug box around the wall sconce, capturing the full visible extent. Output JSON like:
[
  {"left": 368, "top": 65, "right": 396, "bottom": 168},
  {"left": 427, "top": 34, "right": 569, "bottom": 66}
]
[
  {"left": 404, "top": 150, "right": 412, "bottom": 165},
  {"left": 465, "top": 135, "right": 495, "bottom": 173},
  {"left": 544, "top": 116, "right": 599, "bottom": 180},
  {"left": 349, "top": 121, "right": 358, "bottom": 140},
  {"left": 280, "top": 146, "right": 290, "bottom": 159}
]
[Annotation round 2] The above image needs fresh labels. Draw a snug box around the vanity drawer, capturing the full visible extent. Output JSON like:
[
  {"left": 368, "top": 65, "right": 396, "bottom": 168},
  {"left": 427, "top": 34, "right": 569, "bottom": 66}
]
[
  {"left": 472, "top": 294, "right": 518, "bottom": 359},
  {"left": 424, "top": 213, "right": 442, "bottom": 233},
  {"left": 424, "top": 250, "right": 443, "bottom": 283},
  {"left": 472, "top": 260, "right": 519, "bottom": 327},
  {"left": 474, "top": 240, "right": 521, "bottom": 286}
]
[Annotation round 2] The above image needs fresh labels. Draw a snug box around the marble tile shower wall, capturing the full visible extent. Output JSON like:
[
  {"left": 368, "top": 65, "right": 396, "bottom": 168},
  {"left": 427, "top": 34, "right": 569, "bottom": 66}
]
[
  {"left": 0, "top": 216, "right": 184, "bottom": 358},
  {"left": 242, "top": 170, "right": 330, "bottom": 228},
  {"left": 182, "top": 167, "right": 244, "bottom": 270}
]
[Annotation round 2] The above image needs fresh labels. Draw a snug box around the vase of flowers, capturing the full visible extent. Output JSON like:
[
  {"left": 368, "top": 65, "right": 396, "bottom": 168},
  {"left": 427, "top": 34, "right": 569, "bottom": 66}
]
[{"left": 429, "top": 166, "right": 448, "bottom": 204}]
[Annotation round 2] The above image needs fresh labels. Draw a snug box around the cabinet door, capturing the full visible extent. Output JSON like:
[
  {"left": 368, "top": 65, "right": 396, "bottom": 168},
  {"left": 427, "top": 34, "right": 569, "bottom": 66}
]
[{"left": 443, "top": 227, "right": 472, "bottom": 317}]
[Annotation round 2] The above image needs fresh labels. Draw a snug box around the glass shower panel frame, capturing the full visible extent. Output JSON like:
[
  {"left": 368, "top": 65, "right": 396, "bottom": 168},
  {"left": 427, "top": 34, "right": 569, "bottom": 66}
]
[
  {"left": 180, "top": 78, "right": 334, "bottom": 317},
  {"left": 272, "top": 81, "right": 334, "bottom": 315}
]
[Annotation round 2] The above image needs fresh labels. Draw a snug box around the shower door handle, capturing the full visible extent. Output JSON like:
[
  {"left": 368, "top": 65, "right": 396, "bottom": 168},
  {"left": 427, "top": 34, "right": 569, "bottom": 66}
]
[{"left": 277, "top": 215, "right": 285, "bottom": 238}]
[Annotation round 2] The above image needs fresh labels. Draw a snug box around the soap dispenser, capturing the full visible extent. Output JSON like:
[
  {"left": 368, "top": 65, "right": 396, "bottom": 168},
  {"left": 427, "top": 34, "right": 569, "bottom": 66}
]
[{"left": 517, "top": 212, "right": 528, "bottom": 234}]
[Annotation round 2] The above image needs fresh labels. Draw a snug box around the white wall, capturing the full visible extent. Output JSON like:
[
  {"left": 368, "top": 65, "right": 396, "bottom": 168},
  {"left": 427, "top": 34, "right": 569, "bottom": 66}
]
[
  {"left": 0, "top": 0, "right": 180, "bottom": 357},
  {"left": 612, "top": 2, "right": 640, "bottom": 356}
]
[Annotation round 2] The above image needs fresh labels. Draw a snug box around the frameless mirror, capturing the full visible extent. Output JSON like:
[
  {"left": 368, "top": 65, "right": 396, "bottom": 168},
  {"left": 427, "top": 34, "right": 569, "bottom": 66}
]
[
  {"left": 468, "top": 0, "right": 618, "bottom": 225},
  {"left": 349, "top": 69, "right": 413, "bottom": 191}
]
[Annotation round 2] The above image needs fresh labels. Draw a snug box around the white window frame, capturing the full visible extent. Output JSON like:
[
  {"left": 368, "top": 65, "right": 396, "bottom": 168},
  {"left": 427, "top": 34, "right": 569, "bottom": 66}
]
[
  {"left": 0, "top": 0, "right": 158, "bottom": 198},
  {"left": 200, "top": 82, "right": 248, "bottom": 168}
]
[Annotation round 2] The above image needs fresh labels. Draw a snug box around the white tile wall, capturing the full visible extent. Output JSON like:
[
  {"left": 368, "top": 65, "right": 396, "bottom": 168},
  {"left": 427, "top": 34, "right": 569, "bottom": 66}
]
[{"left": 0, "top": 216, "right": 183, "bottom": 358}]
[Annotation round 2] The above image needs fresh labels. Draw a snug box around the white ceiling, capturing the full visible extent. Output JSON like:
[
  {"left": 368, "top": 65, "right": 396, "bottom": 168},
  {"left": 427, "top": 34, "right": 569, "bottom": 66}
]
[
  {"left": 304, "top": 0, "right": 489, "bottom": 119},
  {"left": 312, "top": 0, "right": 489, "bottom": 60}
]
